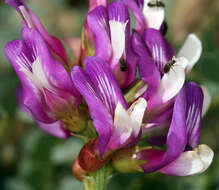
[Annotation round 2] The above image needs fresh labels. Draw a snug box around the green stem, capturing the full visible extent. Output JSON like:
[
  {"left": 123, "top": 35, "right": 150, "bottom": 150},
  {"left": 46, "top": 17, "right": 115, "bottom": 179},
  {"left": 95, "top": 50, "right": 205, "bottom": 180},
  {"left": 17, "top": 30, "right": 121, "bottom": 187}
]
[{"left": 83, "top": 165, "right": 112, "bottom": 190}]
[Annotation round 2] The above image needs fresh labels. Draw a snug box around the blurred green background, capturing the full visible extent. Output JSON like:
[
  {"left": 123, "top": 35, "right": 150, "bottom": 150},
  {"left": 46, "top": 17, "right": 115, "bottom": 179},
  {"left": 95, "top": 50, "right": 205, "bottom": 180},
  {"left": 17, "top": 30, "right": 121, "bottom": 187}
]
[{"left": 0, "top": 0, "right": 219, "bottom": 189}]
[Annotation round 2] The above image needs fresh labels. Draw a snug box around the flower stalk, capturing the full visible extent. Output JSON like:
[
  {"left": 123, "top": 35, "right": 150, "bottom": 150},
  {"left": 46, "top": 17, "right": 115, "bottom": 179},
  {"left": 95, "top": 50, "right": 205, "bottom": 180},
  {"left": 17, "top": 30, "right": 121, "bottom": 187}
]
[{"left": 83, "top": 165, "right": 113, "bottom": 190}]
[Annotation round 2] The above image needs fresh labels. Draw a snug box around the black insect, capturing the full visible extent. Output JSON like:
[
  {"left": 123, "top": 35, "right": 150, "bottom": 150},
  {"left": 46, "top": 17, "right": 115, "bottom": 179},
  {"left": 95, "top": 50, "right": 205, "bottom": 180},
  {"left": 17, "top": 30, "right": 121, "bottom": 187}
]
[
  {"left": 147, "top": 0, "right": 165, "bottom": 8},
  {"left": 161, "top": 21, "right": 168, "bottom": 36},
  {"left": 163, "top": 58, "right": 176, "bottom": 73},
  {"left": 120, "top": 59, "right": 128, "bottom": 72}
]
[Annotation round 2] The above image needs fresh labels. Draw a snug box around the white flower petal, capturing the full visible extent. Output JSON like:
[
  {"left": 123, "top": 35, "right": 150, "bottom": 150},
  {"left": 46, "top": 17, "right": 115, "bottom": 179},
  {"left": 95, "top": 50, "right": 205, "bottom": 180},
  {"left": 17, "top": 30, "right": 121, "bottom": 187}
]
[
  {"left": 20, "top": 57, "right": 51, "bottom": 91},
  {"left": 134, "top": 84, "right": 148, "bottom": 99},
  {"left": 201, "top": 85, "right": 211, "bottom": 117},
  {"left": 177, "top": 34, "right": 202, "bottom": 74},
  {"left": 197, "top": 144, "right": 214, "bottom": 173},
  {"left": 109, "top": 20, "right": 128, "bottom": 62},
  {"left": 128, "top": 98, "right": 147, "bottom": 136},
  {"left": 114, "top": 102, "right": 133, "bottom": 144},
  {"left": 148, "top": 57, "right": 188, "bottom": 108},
  {"left": 160, "top": 144, "right": 214, "bottom": 176},
  {"left": 142, "top": 0, "right": 165, "bottom": 30}
]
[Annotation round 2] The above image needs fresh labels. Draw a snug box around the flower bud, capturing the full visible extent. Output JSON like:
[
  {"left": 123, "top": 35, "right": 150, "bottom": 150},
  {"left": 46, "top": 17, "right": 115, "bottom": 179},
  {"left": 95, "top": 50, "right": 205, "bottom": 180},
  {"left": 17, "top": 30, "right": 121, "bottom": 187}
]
[
  {"left": 112, "top": 146, "right": 145, "bottom": 173},
  {"left": 78, "top": 139, "right": 106, "bottom": 172},
  {"left": 72, "top": 158, "right": 88, "bottom": 181}
]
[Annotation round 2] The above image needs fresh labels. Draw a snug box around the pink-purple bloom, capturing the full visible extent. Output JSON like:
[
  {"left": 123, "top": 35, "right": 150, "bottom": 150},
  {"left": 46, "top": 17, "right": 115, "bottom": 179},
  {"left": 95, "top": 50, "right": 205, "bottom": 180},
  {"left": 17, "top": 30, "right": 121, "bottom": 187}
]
[
  {"left": 138, "top": 82, "right": 213, "bottom": 176},
  {"left": 71, "top": 56, "right": 146, "bottom": 156},
  {"left": 86, "top": 0, "right": 138, "bottom": 87},
  {"left": 5, "top": 28, "right": 81, "bottom": 138},
  {"left": 4, "top": 0, "right": 213, "bottom": 179}
]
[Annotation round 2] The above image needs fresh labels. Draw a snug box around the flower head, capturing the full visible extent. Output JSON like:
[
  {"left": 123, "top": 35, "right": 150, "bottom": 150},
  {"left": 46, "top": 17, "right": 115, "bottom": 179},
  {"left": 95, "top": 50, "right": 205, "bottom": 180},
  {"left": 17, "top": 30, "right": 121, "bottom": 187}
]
[{"left": 4, "top": 0, "right": 213, "bottom": 180}]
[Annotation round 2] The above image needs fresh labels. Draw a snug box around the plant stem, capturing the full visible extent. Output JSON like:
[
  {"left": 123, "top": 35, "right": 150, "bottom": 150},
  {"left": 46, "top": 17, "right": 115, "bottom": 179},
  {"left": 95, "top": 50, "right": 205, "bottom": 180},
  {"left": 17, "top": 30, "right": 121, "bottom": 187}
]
[{"left": 83, "top": 165, "right": 112, "bottom": 190}]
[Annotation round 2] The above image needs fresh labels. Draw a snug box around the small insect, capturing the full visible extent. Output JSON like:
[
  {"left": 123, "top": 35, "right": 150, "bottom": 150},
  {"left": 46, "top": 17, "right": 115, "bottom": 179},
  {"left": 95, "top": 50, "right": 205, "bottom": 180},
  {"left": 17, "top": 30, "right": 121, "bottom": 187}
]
[
  {"left": 147, "top": 0, "right": 165, "bottom": 8},
  {"left": 163, "top": 57, "right": 177, "bottom": 73},
  {"left": 161, "top": 21, "right": 168, "bottom": 36},
  {"left": 120, "top": 59, "right": 128, "bottom": 72}
]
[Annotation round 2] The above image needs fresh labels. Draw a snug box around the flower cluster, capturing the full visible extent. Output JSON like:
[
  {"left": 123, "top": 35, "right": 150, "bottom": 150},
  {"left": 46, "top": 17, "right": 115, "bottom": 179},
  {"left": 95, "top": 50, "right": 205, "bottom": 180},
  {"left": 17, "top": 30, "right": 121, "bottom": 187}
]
[{"left": 5, "top": 0, "right": 213, "bottom": 181}]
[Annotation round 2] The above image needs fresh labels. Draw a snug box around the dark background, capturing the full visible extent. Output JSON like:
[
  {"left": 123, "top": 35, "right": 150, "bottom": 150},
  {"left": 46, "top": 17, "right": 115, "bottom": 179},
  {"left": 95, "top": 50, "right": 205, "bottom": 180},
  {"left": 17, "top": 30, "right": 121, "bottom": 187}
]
[{"left": 0, "top": 0, "right": 219, "bottom": 189}]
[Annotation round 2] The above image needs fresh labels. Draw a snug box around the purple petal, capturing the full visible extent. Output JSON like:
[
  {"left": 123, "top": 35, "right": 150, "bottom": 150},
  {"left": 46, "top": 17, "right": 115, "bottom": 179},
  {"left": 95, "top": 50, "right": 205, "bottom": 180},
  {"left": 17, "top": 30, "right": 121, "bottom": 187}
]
[
  {"left": 148, "top": 105, "right": 173, "bottom": 124},
  {"left": 71, "top": 65, "right": 113, "bottom": 156},
  {"left": 138, "top": 86, "right": 187, "bottom": 173},
  {"left": 108, "top": 0, "right": 129, "bottom": 23},
  {"left": 86, "top": 6, "right": 112, "bottom": 61},
  {"left": 132, "top": 31, "right": 160, "bottom": 99},
  {"left": 144, "top": 29, "right": 175, "bottom": 73},
  {"left": 16, "top": 87, "right": 31, "bottom": 115},
  {"left": 145, "top": 135, "right": 167, "bottom": 147},
  {"left": 85, "top": 56, "right": 127, "bottom": 115},
  {"left": 16, "top": 86, "right": 70, "bottom": 139},
  {"left": 185, "top": 82, "right": 203, "bottom": 148},
  {"left": 37, "top": 120, "right": 71, "bottom": 139},
  {"left": 136, "top": 0, "right": 144, "bottom": 8}
]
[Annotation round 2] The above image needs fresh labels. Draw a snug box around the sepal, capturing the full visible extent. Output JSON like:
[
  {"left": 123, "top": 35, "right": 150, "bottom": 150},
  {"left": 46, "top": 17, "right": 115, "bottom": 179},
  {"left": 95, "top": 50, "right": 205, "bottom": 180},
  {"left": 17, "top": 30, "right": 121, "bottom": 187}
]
[
  {"left": 112, "top": 146, "right": 145, "bottom": 173},
  {"left": 78, "top": 139, "right": 108, "bottom": 172},
  {"left": 73, "top": 158, "right": 88, "bottom": 181}
]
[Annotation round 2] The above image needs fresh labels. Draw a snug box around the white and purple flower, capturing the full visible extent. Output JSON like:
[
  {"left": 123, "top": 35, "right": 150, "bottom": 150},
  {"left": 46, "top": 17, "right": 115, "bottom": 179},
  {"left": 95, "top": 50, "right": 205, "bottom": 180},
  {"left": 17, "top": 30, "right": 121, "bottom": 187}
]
[
  {"left": 71, "top": 56, "right": 147, "bottom": 156},
  {"left": 85, "top": 0, "right": 138, "bottom": 87},
  {"left": 5, "top": 28, "right": 82, "bottom": 138},
  {"left": 137, "top": 82, "right": 213, "bottom": 176}
]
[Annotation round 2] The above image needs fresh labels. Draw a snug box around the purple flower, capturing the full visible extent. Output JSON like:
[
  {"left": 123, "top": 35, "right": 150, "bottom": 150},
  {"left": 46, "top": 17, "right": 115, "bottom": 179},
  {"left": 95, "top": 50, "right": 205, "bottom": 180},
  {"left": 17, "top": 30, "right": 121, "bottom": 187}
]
[
  {"left": 132, "top": 29, "right": 187, "bottom": 115},
  {"left": 71, "top": 56, "right": 147, "bottom": 156},
  {"left": 5, "top": 0, "right": 68, "bottom": 65},
  {"left": 137, "top": 82, "right": 213, "bottom": 176},
  {"left": 5, "top": 28, "right": 82, "bottom": 138},
  {"left": 85, "top": 0, "right": 138, "bottom": 88},
  {"left": 132, "top": 29, "right": 202, "bottom": 120}
]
